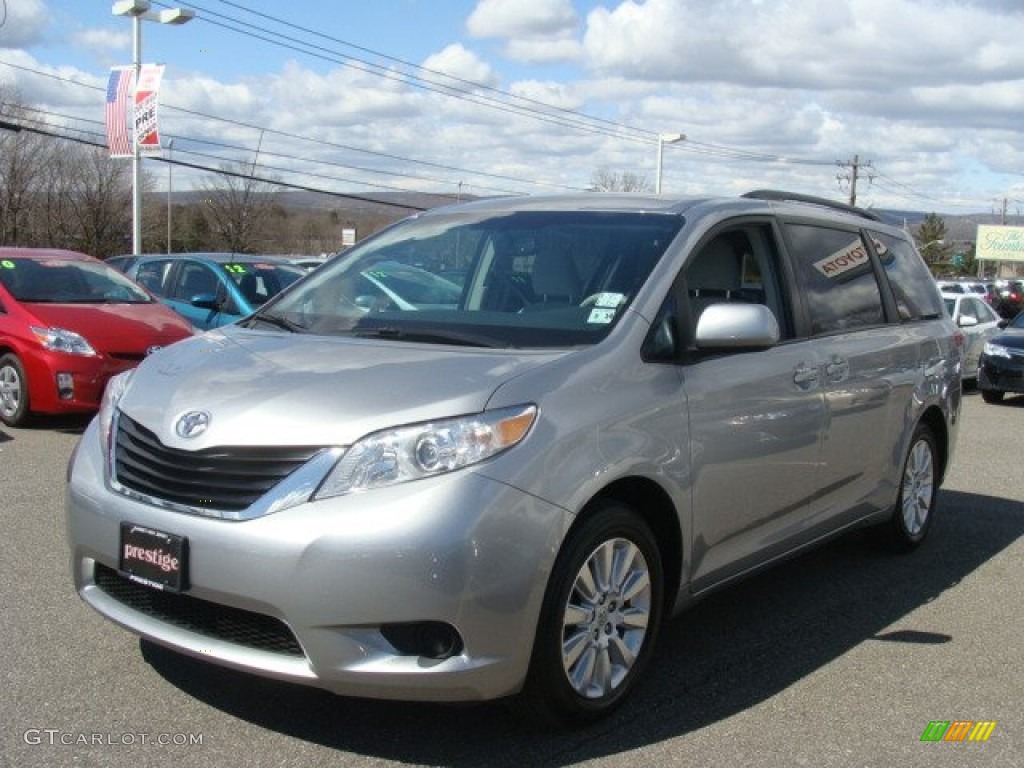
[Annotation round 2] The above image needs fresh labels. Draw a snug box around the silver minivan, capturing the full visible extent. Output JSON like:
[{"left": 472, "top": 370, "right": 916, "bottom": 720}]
[{"left": 66, "top": 192, "right": 962, "bottom": 726}]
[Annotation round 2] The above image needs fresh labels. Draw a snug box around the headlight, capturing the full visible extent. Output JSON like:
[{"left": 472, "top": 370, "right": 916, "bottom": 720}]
[
  {"left": 315, "top": 404, "right": 537, "bottom": 499},
  {"left": 983, "top": 341, "right": 1012, "bottom": 359},
  {"left": 98, "top": 369, "right": 135, "bottom": 460},
  {"left": 30, "top": 326, "right": 96, "bottom": 356}
]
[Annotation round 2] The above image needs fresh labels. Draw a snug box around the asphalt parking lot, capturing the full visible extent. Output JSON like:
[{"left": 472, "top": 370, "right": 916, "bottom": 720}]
[{"left": 1, "top": 391, "right": 1020, "bottom": 768}]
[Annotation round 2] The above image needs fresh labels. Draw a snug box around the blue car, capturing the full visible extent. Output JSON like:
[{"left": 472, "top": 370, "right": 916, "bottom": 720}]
[{"left": 118, "top": 253, "right": 306, "bottom": 330}]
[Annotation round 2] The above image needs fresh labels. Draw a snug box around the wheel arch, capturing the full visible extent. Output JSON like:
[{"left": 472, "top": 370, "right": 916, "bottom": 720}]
[
  {"left": 918, "top": 404, "right": 949, "bottom": 485},
  {"left": 570, "top": 476, "right": 683, "bottom": 617}
]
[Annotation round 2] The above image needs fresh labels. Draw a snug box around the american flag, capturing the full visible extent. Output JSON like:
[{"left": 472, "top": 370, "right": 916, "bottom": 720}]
[{"left": 105, "top": 67, "right": 134, "bottom": 158}]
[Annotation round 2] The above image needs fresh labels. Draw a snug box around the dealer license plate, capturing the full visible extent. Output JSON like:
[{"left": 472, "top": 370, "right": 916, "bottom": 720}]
[{"left": 119, "top": 522, "right": 188, "bottom": 592}]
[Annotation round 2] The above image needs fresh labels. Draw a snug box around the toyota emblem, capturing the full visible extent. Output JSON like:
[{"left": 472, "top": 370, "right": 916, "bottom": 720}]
[{"left": 175, "top": 410, "right": 211, "bottom": 439}]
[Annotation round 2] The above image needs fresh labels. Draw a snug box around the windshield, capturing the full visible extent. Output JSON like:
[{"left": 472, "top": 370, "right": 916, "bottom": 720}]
[
  {"left": 256, "top": 210, "right": 682, "bottom": 348},
  {"left": 0, "top": 258, "right": 153, "bottom": 304}
]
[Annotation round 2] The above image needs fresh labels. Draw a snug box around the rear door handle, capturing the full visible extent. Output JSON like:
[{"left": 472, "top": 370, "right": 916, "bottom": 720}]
[{"left": 794, "top": 364, "right": 820, "bottom": 389}]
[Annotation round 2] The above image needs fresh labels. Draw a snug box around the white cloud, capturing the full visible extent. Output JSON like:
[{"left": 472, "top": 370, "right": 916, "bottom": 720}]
[
  {"left": 580, "top": 0, "right": 1024, "bottom": 90},
  {"left": 71, "top": 29, "right": 129, "bottom": 56},
  {"left": 0, "top": 0, "right": 48, "bottom": 49},
  {"left": 467, "top": 0, "right": 578, "bottom": 38},
  {"left": 422, "top": 44, "right": 498, "bottom": 88},
  {"left": 504, "top": 38, "right": 582, "bottom": 64}
]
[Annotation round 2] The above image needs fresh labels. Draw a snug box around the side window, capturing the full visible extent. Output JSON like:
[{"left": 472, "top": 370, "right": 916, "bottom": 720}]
[
  {"left": 784, "top": 224, "right": 884, "bottom": 335},
  {"left": 868, "top": 231, "right": 943, "bottom": 321},
  {"left": 641, "top": 294, "right": 680, "bottom": 361},
  {"left": 173, "top": 263, "right": 219, "bottom": 300},
  {"left": 683, "top": 225, "right": 791, "bottom": 341},
  {"left": 135, "top": 260, "right": 172, "bottom": 296}
]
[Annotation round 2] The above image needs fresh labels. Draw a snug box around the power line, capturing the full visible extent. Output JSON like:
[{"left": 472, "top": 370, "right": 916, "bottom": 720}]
[
  {"left": 125, "top": 1, "right": 843, "bottom": 166},
  {"left": 0, "top": 114, "right": 434, "bottom": 211},
  {"left": 0, "top": 61, "right": 591, "bottom": 195}
]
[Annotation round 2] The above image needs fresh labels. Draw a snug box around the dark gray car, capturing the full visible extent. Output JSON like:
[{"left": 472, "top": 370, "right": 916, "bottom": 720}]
[{"left": 66, "top": 191, "right": 961, "bottom": 726}]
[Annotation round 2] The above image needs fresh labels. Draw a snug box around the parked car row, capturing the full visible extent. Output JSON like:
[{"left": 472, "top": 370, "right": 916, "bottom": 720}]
[
  {"left": 941, "top": 292, "right": 1003, "bottom": 381},
  {"left": 939, "top": 278, "right": 1024, "bottom": 319}
]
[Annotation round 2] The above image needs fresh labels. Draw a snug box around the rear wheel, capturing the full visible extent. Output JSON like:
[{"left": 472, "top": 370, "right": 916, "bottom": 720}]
[
  {"left": 981, "top": 389, "right": 1004, "bottom": 404},
  {"left": 0, "top": 353, "right": 30, "bottom": 427},
  {"left": 518, "top": 501, "right": 663, "bottom": 727},
  {"left": 873, "top": 424, "right": 937, "bottom": 551}
]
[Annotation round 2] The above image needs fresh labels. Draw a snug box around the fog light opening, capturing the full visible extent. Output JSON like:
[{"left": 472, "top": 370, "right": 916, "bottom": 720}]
[
  {"left": 57, "top": 372, "right": 74, "bottom": 400},
  {"left": 381, "top": 621, "right": 464, "bottom": 660}
]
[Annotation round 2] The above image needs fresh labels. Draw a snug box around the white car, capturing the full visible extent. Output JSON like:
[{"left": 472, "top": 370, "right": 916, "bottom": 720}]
[{"left": 943, "top": 292, "right": 1004, "bottom": 379}]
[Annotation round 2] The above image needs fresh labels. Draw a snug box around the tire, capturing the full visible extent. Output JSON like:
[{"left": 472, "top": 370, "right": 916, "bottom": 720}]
[
  {"left": 981, "top": 389, "right": 1004, "bottom": 404},
  {"left": 0, "top": 353, "right": 31, "bottom": 427},
  {"left": 873, "top": 424, "right": 938, "bottom": 552},
  {"left": 517, "top": 501, "right": 664, "bottom": 727}
]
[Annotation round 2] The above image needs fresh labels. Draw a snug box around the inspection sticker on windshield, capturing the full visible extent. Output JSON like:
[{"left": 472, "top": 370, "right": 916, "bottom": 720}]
[
  {"left": 588, "top": 308, "right": 617, "bottom": 324},
  {"left": 593, "top": 292, "right": 625, "bottom": 308}
]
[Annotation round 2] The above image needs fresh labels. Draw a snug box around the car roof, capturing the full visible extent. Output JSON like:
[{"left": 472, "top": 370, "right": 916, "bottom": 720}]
[
  {"left": 0, "top": 247, "right": 97, "bottom": 262},
  {"left": 132, "top": 252, "right": 302, "bottom": 265},
  {"left": 420, "top": 190, "right": 900, "bottom": 233}
]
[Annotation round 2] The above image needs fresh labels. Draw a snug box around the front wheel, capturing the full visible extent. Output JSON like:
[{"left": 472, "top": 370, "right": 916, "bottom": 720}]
[
  {"left": 981, "top": 389, "right": 1004, "bottom": 404},
  {"left": 0, "top": 353, "right": 30, "bottom": 427},
  {"left": 518, "top": 501, "right": 664, "bottom": 727},
  {"left": 873, "top": 424, "right": 938, "bottom": 552}
]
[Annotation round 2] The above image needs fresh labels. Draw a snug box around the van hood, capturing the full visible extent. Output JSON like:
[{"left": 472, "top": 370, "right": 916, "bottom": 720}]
[
  {"left": 24, "top": 302, "right": 192, "bottom": 351},
  {"left": 119, "top": 327, "right": 568, "bottom": 449}
]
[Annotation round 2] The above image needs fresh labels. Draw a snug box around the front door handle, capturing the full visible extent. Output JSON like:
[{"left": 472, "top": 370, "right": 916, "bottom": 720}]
[{"left": 825, "top": 357, "right": 850, "bottom": 382}]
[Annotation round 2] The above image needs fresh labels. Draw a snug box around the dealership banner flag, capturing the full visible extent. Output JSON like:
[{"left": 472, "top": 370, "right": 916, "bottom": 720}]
[
  {"left": 134, "top": 63, "right": 165, "bottom": 152},
  {"left": 104, "top": 66, "right": 134, "bottom": 158}
]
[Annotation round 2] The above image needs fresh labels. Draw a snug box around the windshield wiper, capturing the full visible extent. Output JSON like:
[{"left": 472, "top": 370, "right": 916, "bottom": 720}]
[
  {"left": 246, "top": 313, "right": 306, "bottom": 333},
  {"left": 353, "top": 326, "right": 505, "bottom": 348}
]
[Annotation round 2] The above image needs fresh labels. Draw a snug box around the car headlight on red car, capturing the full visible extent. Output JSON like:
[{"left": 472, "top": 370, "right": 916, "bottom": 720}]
[{"left": 30, "top": 326, "right": 97, "bottom": 356}]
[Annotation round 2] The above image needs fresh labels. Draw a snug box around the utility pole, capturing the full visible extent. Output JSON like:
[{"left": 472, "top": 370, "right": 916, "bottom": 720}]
[{"left": 836, "top": 155, "right": 873, "bottom": 206}]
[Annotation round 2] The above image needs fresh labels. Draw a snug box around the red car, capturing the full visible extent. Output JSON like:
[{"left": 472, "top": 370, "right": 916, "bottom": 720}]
[{"left": 0, "top": 248, "right": 194, "bottom": 427}]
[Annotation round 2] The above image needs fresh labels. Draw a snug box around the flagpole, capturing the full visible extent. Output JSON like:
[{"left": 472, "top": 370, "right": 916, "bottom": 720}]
[
  {"left": 112, "top": 1, "right": 194, "bottom": 256},
  {"left": 131, "top": 14, "right": 142, "bottom": 256}
]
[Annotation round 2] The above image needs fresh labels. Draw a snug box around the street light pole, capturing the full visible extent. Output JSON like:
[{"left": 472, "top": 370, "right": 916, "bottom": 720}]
[
  {"left": 656, "top": 132, "right": 685, "bottom": 194},
  {"left": 111, "top": 1, "right": 194, "bottom": 256}
]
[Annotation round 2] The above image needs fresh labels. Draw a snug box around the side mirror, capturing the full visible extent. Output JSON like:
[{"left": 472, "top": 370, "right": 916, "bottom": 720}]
[
  {"left": 190, "top": 293, "right": 220, "bottom": 310},
  {"left": 695, "top": 303, "right": 779, "bottom": 350}
]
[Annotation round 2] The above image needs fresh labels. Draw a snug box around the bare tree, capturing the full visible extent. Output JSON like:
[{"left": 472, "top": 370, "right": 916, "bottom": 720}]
[
  {"left": 590, "top": 168, "right": 652, "bottom": 193},
  {"left": 199, "top": 159, "right": 282, "bottom": 253},
  {"left": 0, "top": 89, "right": 51, "bottom": 245},
  {"left": 65, "top": 146, "right": 134, "bottom": 257}
]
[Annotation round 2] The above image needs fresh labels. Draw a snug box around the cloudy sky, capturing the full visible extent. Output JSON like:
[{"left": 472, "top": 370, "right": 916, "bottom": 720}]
[{"left": 2, "top": 0, "right": 1023, "bottom": 214}]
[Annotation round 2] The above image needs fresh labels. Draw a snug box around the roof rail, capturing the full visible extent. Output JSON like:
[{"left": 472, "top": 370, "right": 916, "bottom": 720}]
[{"left": 742, "top": 189, "right": 883, "bottom": 222}]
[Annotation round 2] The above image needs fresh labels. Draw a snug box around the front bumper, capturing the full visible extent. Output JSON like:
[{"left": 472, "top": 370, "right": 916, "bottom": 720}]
[
  {"left": 25, "top": 350, "right": 136, "bottom": 415},
  {"left": 66, "top": 419, "right": 567, "bottom": 702},
  {"left": 978, "top": 354, "right": 1024, "bottom": 394}
]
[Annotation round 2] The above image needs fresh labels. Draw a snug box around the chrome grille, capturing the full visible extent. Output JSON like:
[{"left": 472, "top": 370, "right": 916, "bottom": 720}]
[
  {"left": 94, "top": 564, "right": 304, "bottom": 656},
  {"left": 114, "top": 413, "right": 323, "bottom": 512}
]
